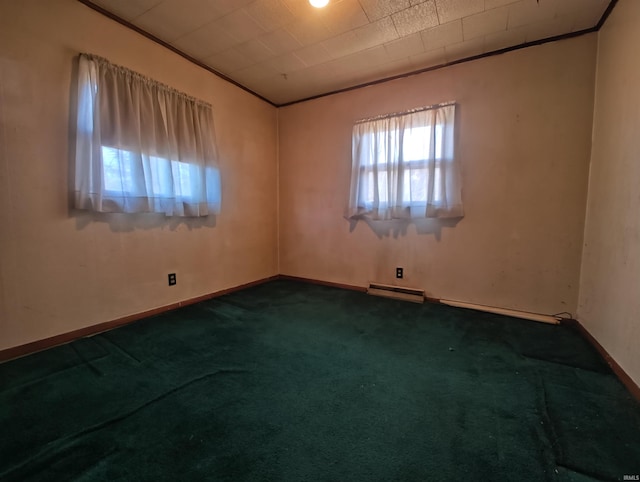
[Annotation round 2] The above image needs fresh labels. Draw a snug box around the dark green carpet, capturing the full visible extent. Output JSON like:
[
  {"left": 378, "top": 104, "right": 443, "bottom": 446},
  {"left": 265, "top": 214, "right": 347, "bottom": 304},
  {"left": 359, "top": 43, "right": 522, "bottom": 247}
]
[{"left": 1, "top": 280, "right": 639, "bottom": 481}]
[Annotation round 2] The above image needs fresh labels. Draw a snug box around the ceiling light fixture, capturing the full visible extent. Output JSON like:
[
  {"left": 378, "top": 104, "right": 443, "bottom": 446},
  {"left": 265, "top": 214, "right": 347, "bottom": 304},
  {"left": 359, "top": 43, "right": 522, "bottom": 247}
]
[{"left": 309, "top": 0, "right": 329, "bottom": 8}]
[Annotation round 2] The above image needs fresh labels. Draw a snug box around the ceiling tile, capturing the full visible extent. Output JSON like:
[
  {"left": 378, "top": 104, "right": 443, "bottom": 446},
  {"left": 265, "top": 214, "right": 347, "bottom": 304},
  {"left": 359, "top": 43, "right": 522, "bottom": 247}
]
[
  {"left": 483, "top": 25, "right": 526, "bottom": 52},
  {"left": 133, "top": 14, "right": 181, "bottom": 42},
  {"left": 205, "top": 48, "right": 254, "bottom": 72},
  {"left": 259, "top": 29, "right": 302, "bottom": 56},
  {"left": 265, "top": 75, "right": 322, "bottom": 105},
  {"left": 213, "top": 9, "right": 268, "bottom": 43},
  {"left": 420, "top": 20, "right": 463, "bottom": 50},
  {"left": 339, "top": 57, "right": 410, "bottom": 87},
  {"left": 234, "top": 38, "right": 276, "bottom": 62},
  {"left": 356, "top": 45, "right": 395, "bottom": 67},
  {"left": 358, "top": 0, "right": 411, "bottom": 22},
  {"left": 294, "top": 43, "right": 333, "bottom": 67},
  {"left": 90, "top": 0, "right": 614, "bottom": 105},
  {"left": 485, "top": 0, "right": 519, "bottom": 9},
  {"left": 300, "top": 62, "right": 345, "bottom": 86},
  {"left": 320, "top": 20, "right": 397, "bottom": 61},
  {"left": 525, "top": 15, "right": 575, "bottom": 42},
  {"left": 320, "top": 0, "right": 370, "bottom": 35},
  {"left": 355, "top": 17, "right": 400, "bottom": 50},
  {"left": 208, "top": 0, "right": 255, "bottom": 16},
  {"left": 435, "top": 0, "right": 484, "bottom": 24},
  {"left": 249, "top": 84, "right": 282, "bottom": 102},
  {"left": 264, "top": 52, "right": 307, "bottom": 74},
  {"left": 316, "top": 46, "right": 392, "bottom": 86},
  {"left": 568, "top": 0, "right": 609, "bottom": 31},
  {"left": 322, "top": 31, "right": 361, "bottom": 59},
  {"left": 90, "top": 0, "right": 162, "bottom": 21},
  {"left": 276, "top": 70, "right": 323, "bottom": 93},
  {"left": 253, "top": 74, "right": 285, "bottom": 95},
  {"left": 245, "top": 0, "right": 297, "bottom": 32},
  {"left": 284, "top": 18, "right": 334, "bottom": 46},
  {"left": 462, "top": 6, "right": 508, "bottom": 40},
  {"left": 172, "top": 22, "right": 238, "bottom": 59},
  {"left": 571, "top": 9, "right": 605, "bottom": 32},
  {"left": 280, "top": 0, "right": 320, "bottom": 17},
  {"left": 507, "top": 0, "right": 557, "bottom": 30},
  {"left": 322, "top": 51, "right": 375, "bottom": 77},
  {"left": 410, "top": 46, "right": 447, "bottom": 68},
  {"left": 134, "top": 0, "right": 226, "bottom": 41},
  {"left": 555, "top": 0, "right": 609, "bottom": 18},
  {"left": 384, "top": 32, "right": 425, "bottom": 60},
  {"left": 445, "top": 37, "right": 485, "bottom": 62},
  {"left": 322, "top": 18, "right": 398, "bottom": 58},
  {"left": 232, "top": 63, "right": 279, "bottom": 85},
  {"left": 392, "top": 1, "right": 439, "bottom": 37},
  {"left": 368, "top": 57, "right": 416, "bottom": 79}
]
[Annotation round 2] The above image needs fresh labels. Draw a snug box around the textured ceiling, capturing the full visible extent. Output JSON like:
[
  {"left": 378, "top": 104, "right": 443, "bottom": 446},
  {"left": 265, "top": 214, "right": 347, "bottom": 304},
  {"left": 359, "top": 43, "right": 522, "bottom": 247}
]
[{"left": 84, "top": 0, "right": 612, "bottom": 105}]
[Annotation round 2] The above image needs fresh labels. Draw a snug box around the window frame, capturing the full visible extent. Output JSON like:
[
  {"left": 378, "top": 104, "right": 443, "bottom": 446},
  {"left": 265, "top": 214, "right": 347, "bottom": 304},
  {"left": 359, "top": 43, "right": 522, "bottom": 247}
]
[
  {"left": 100, "top": 145, "right": 198, "bottom": 201},
  {"left": 348, "top": 102, "right": 462, "bottom": 220},
  {"left": 355, "top": 121, "right": 449, "bottom": 208}
]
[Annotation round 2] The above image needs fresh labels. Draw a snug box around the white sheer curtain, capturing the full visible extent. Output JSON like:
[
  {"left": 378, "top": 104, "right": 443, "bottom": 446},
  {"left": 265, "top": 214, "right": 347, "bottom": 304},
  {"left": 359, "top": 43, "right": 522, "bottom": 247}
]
[
  {"left": 74, "top": 54, "right": 221, "bottom": 217},
  {"left": 347, "top": 103, "right": 463, "bottom": 220}
]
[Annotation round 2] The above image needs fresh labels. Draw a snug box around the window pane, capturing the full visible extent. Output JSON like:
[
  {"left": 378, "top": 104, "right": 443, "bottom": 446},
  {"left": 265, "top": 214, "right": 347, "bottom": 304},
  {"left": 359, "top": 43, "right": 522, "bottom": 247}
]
[
  {"left": 364, "top": 171, "right": 374, "bottom": 205},
  {"left": 377, "top": 171, "right": 388, "bottom": 205},
  {"left": 350, "top": 103, "right": 458, "bottom": 218},
  {"left": 171, "top": 161, "right": 194, "bottom": 199},
  {"left": 433, "top": 165, "right": 442, "bottom": 202},
  {"left": 102, "top": 147, "right": 199, "bottom": 200},
  {"left": 434, "top": 124, "right": 443, "bottom": 159},
  {"left": 361, "top": 169, "right": 389, "bottom": 206},
  {"left": 149, "top": 156, "right": 173, "bottom": 197},
  {"left": 403, "top": 167, "right": 428, "bottom": 203},
  {"left": 369, "top": 132, "right": 391, "bottom": 167},
  {"left": 102, "top": 146, "right": 137, "bottom": 193},
  {"left": 403, "top": 126, "right": 430, "bottom": 162}
]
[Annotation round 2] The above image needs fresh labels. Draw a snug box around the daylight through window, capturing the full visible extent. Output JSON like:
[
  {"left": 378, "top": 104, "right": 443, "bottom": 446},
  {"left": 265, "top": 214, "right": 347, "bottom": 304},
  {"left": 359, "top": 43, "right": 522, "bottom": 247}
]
[
  {"left": 74, "top": 53, "right": 221, "bottom": 217},
  {"left": 347, "top": 102, "right": 463, "bottom": 220}
]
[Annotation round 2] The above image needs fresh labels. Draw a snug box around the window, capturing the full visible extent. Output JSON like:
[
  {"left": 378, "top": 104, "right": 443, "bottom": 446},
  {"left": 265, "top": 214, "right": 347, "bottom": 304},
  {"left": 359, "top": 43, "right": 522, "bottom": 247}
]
[
  {"left": 100, "top": 147, "right": 195, "bottom": 199},
  {"left": 347, "top": 103, "right": 463, "bottom": 220},
  {"left": 74, "top": 54, "right": 221, "bottom": 217}
]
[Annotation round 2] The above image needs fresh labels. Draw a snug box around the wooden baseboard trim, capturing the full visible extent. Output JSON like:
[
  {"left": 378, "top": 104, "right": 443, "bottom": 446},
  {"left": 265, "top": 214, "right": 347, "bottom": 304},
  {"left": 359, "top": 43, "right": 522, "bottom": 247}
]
[
  {"left": 0, "top": 275, "right": 279, "bottom": 363},
  {"left": 277, "top": 274, "right": 367, "bottom": 293},
  {"left": 4, "top": 274, "right": 639, "bottom": 404},
  {"left": 280, "top": 276, "right": 640, "bottom": 401},
  {"left": 564, "top": 319, "right": 640, "bottom": 402},
  {"left": 279, "top": 275, "right": 449, "bottom": 304}
]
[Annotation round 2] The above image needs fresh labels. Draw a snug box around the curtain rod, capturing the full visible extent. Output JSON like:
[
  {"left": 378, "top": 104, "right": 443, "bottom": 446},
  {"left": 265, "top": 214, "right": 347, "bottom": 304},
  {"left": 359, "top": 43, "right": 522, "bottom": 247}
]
[
  {"left": 355, "top": 100, "right": 455, "bottom": 124},
  {"left": 80, "top": 53, "right": 213, "bottom": 109}
]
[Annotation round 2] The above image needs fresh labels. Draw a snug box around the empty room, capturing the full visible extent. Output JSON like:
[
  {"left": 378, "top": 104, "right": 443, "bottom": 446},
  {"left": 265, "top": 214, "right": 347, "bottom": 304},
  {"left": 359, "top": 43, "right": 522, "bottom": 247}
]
[{"left": 1, "top": 0, "right": 639, "bottom": 480}]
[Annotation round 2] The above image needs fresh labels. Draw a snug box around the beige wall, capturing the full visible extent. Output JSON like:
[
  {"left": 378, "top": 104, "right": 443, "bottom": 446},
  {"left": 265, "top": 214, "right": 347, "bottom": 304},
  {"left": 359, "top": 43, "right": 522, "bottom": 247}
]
[
  {"left": 2, "top": 0, "right": 628, "bottom": 378},
  {"left": 279, "top": 35, "right": 597, "bottom": 316},
  {"left": 578, "top": 0, "right": 640, "bottom": 386},
  {"left": 0, "top": 0, "right": 278, "bottom": 350}
]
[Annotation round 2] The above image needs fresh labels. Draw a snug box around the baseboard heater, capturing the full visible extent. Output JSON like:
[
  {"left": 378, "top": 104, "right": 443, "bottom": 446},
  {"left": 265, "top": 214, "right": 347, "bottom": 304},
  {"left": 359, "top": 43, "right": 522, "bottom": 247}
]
[
  {"left": 439, "top": 299, "right": 560, "bottom": 325},
  {"left": 367, "top": 283, "right": 425, "bottom": 303}
]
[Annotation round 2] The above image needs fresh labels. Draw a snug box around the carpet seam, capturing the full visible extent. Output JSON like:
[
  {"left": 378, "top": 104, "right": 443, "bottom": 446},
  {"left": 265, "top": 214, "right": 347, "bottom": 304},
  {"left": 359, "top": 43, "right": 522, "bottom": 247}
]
[{"left": 0, "top": 368, "right": 248, "bottom": 480}]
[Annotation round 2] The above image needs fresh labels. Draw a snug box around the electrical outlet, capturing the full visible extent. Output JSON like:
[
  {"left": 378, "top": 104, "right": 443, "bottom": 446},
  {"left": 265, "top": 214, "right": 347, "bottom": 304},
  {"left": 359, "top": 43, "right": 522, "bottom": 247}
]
[
  {"left": 396, "top": 267, "right": 403, "bottom": 279},
  {"left": 168, "top": 273, "right": 176, "bottom": 286}
]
